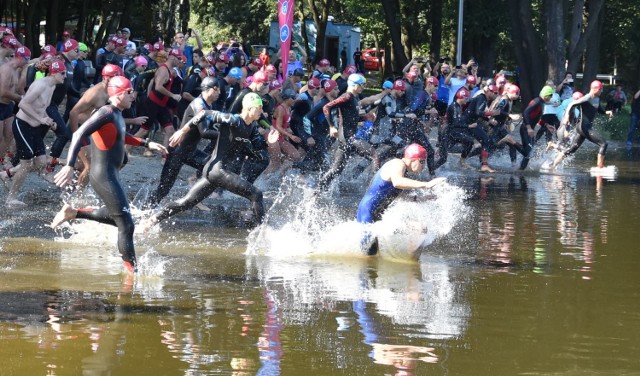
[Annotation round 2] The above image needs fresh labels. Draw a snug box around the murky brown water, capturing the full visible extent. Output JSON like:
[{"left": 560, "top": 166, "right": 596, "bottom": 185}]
[{"left": 2, "top": 144, "right": 640, "bottom": 375}]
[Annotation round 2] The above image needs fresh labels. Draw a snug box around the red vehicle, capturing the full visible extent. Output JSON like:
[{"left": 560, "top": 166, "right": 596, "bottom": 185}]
[{"left": 363, "top": 48, "right": 384, "bottom": 71}]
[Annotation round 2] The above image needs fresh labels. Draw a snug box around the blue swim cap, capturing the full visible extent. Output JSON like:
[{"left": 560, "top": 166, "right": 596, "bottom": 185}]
[
  {"left": 228, "top": 67, "right": 242, "bottom": 80},
  {"left": 382, "top": 80, "right": 393, "bottom": 90},
  {"left": 347, "top": 73, "right": 366, "bottom": 86}
]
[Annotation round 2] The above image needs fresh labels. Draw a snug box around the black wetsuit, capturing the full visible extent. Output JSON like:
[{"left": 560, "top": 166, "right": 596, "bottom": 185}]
[
  {"left": 302, "top": 96, "right": 331, "bottom": 170},
  {"left": 49, "top": 54, "right": 80, "bottom": 160},
  {"left": 520, "top": 97, "right": 545, "bottom": 169},
  {"left": 562, "top": 98, "right": 608, "bottom": 157},
  {"left": 319, "top": 92, "right": 376, "bottom": 190},
  {"left": 461, "top": 91, "right": 493, "bottom": 159},
  {"left": 489, "top": 95, "right": 522, "bottom": 163},
  {"left": 153, "top": 112, "right": 266, "bottom": 224},
  {"left": 434, "top": 101, "right": 477, "bottom": 169},
  {"left": 226, "top": 88, "right": 269, "bottom": 183},
  {"left": 65, "top": 105, "right": 147, "bottom": 266},
  {"left": 145, "top": 96, "right": 216, "bottom": 208}
]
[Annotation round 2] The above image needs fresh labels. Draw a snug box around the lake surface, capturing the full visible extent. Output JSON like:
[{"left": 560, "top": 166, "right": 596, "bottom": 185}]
[{"left": 1, "top": 143, "right": 640, "bottom": 375}]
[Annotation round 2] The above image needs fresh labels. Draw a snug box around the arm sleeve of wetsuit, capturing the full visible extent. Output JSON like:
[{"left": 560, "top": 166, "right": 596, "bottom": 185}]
[
  {"left": 323, "top": 93, "right": 350, "bottom": 129},
  {"left": 66, "top": 107, "right": 114, "bottom": 167},
  {"left": 475, "top": 96, "right": 488, "bottom": 119},
  {"left": 304, "top": 101, "right": 324, "bottom": 134},
  {"left": 382, "top": 95, "right": 405, "bottom": 118},
  {"left": 250, "top": 128, "right": 268, "bottom": 150},
  {"left": 201, "top": 125, "right": 220, "bottom": 140},
  {"left": 208, "top": 111, "right": 241, "bottom": 127},
  {"left": 522, "top": 99, "right": 538, "bottom": 126},
  {"left": 125, "top": 134, "right": 146, "bottom": 147}
]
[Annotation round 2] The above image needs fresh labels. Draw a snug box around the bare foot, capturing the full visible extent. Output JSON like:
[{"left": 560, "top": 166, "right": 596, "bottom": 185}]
[
  {"left": 0, "top": 170, "right": 11, "bottom": 189},
  {"left": 51, "top": 203, "right": 78, "bottom": 228},
  {"left": 195, "top": 202, "right": 210, "bottom": 211},
  {"left": 6, "top": 198, "right": 26, "bottom": 208},
  {"left": 459, "top": 159, "right": 470, "bottom": 169},
  {"left": 546, "top": 141, "right": 557, "bottom": 151},
  {"left": 479, "top": 165, "right": 496, "bottom": 173}
]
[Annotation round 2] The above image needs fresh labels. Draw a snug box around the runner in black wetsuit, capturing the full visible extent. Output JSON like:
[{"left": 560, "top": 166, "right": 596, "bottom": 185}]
[
  {"left": 225, "top": 70, "right": 271, "bottom": 183},
  {"left": 51, "top": 76, "right": 167, "bottom": 273},
  {"left": 487, "top": 83, "right": 524, "bottom": 165},
  {"left": 520, "top": 85, "right": 553, "bottom": 170},
  {"left": 145, "top": 77, "right": 221, "bottom": 208},
  {"left": 301, "top": 79, "right": 338, "bottom": 171},
  {"left": 318, "top": 73, "right": 378, "bottom": 191},
  {"left": 552, "top": 80, "right": 613, "bottom": 169},
  {"left": 46, "top": 39, "right": 81, "bottom": 172},
  {"left": 433, "top": 87, "right": 477, "bottom": 170},
  {"left": 142, "top": 92, "right": 268, "bottom": 229},
  {"left": 460, "top": 83, "right": 499, "bottom": 172}
]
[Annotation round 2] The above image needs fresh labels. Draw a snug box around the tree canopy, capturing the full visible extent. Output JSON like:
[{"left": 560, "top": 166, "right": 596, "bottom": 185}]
[{"left": 2, "top": 0, "right": 640, "bottom": 103}]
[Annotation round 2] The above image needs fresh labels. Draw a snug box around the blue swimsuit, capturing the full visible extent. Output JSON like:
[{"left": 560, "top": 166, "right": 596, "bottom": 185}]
[{"left": 357, "top": 169, "right": 400, "bottom": 224}]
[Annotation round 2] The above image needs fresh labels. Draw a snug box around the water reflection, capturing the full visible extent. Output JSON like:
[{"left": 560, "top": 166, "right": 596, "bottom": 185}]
[{"left": 2, "top": 152, "right": 640, "bottom": 374}]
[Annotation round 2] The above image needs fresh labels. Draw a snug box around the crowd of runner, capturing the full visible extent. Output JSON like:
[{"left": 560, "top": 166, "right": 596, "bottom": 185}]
[{"left": 0, "top": 26, "right": 616, "bottom": 270}]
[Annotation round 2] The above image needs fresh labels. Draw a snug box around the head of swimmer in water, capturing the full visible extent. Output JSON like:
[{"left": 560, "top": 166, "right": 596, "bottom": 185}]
[{"left": 403, "top": 143, "right": 427, "bottom": 173}]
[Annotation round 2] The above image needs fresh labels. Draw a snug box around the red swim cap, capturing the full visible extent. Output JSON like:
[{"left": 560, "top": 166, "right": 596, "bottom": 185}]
[
  {"left": 102, "top": 63, "right": 122, "bottom": 78},
  {"left": 404, "top": 143, "right": 427, "bottom": 160},
  {"left": 107, "top": 76, "right": 133, "bottom": 97},
  {"left": 572, "top": 91, "right": 584, "bottom": 100},
  {"left": 590, "top": 80, "right": 603, "bottom": 91}
]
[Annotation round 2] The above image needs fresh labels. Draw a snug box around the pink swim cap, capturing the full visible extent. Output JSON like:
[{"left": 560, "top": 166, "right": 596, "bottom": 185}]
[
  {"left": 134, "top": 55, "right": 148, "bottom": 67},
  {"left": 404, "top": 143, "right": 427, "bottom": 160}
]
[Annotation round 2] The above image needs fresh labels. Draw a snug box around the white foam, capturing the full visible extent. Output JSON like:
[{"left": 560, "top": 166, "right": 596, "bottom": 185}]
[{"left": 247, "top": 176, "right": 469, "bottom": 261}]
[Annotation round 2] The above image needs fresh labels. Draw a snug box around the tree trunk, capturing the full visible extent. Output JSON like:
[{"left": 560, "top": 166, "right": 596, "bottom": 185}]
[
  {"left": 400, "top": 0, "right": 418, "bottom": 59},
  {"left": 380, "top": 0, "right": 408, "bottom": 74},
  {"left": 23, "top": 0, "right": 40, "bottom": 50},
  {"left": 429, "top": 0, "right": 444, "bottom": 61},
  {"left": 566, "top": 0, "right": 605, "bottom": 76},
  {"left": 546, "top": 0, "right": 565, "bottom": 83},
  {"left": 45, "top": 0, "right": 59, "bottom": 45},
  {"left": 307, "top": 0, "right": 335, "bottom": 63},
  {"left": 297, "top": 1, "right": 311, "bottom": 62},
  {"left": 142, "top": 0, "right": 153, "bottom": 41},
  {"left": 582, "top": 0, "right": 605, "bottom": 91},
  {"left": 508, "top": 0, "right": 544, "bottom": 104},
  {"left": 179, "top": 0, "right": 190, "bottom": 35}
]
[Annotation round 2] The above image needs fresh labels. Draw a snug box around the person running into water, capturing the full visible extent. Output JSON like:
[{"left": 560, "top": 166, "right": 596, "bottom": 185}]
[
  {"left": 141, "top": 92, "right": 268, "bottom": 230},
  {"left": 144, "top": 76, "right": 221, "bottom": 209},
  {"left": 5, "top": 59, "right": 65, "bottom": 207},
  {"left": 357, "top": 143, "right": 445, "bottom": 255},
  {"left": 51, "top": 76, "right": 167, "bottom": 273},
  {"left": 551, "top": 80, "right": 613, "bottom": 170}
]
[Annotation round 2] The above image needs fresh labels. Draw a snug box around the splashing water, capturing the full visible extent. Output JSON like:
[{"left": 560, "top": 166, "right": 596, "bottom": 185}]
[
  {"left": 247, "top": 175, "right": 469, "bottom": 262},
  {"left": 52, "top": 186, "right": 167, "bottom": 276}
]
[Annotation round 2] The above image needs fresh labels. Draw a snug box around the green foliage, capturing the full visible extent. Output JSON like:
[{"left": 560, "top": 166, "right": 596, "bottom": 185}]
[
  {"left": 596, "top": 106, "right": 631, "bottom": 141},
  {"left": 190, "top": 0, "right": 275, "bottom": 46}
]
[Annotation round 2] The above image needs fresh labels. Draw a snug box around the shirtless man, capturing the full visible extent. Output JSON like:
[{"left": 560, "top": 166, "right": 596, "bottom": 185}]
[
  {"left": 0, "top": 46, "right": 30, "bottom": 171},
  {"left": 4, "top": 59, "right": 65, "bottom": 207},
  {"left": 68, "top": 64, "right": 147, "bottom": 187},
  {"left": 0, "top": 35, "right": 20, "bottom": 64}
]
